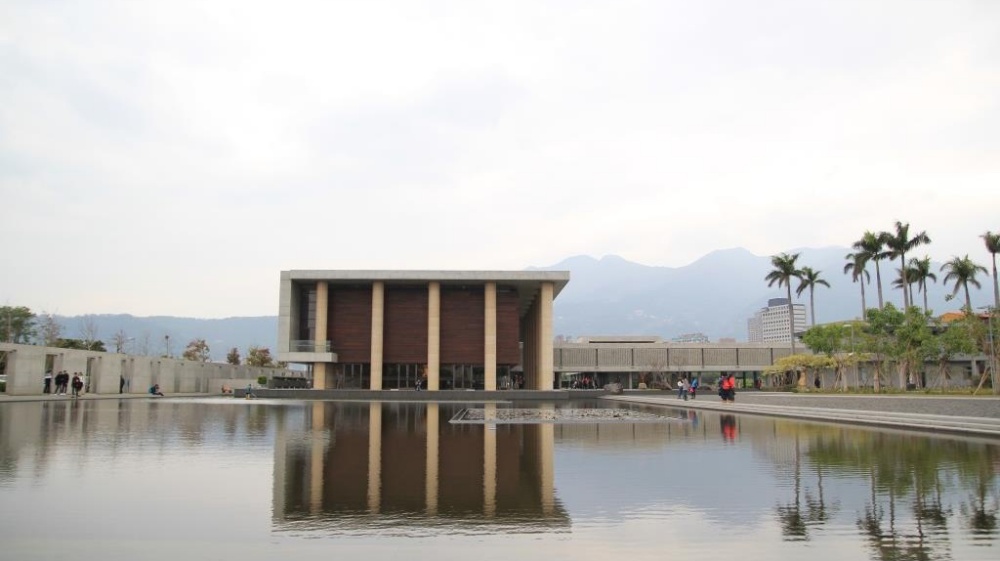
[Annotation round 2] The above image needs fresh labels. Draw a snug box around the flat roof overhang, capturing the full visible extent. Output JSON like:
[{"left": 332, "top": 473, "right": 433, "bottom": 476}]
[{"left": 282, "top": 270, "right": 570, "bottom": 317}]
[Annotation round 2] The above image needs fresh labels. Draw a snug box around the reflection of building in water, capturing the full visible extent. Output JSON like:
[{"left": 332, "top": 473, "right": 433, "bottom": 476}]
[{"left": 272, "top": 402, "right": 568, "bottom": 534}]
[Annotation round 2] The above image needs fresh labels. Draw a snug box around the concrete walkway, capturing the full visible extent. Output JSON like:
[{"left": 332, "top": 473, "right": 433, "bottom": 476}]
[
  {"left": 604, "top": 391, "right": 1000, "bottom": 438},
  {"left": 0, "top": 392, "right": 211, "bottom": 403}
]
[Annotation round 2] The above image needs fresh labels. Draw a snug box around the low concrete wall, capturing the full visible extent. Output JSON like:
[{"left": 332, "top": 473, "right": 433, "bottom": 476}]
[
  {"left": 234, "top": 388, "right": 608, "bottom": 401},
  {"left": 0, "top": 343, "right": 295, "bottom": 397}
]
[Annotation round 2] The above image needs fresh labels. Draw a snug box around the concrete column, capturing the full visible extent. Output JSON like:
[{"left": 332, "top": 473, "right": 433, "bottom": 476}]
[
  {"left": 314, "top": 281, "right": 329, "bottom": 390},
  {"left": 370, "top": 281, "right": 384, "bottom": 390},
  {"left": 483, "top": 403, "right": 497, "bottom": 517},
  {"left": 538, "top": 405, "right": 555, "bottom": 516},
  {"left": 272, "top": 409, "right": 287, "bottom": 521},
  {"left": 484, "top": 282, "right": 497, "bottom": 391},
  {"left": 427, "top": 282, "right": 440, "bottom": 391},
  {"left": 309, "top": 402, "right": 325, "bottom": 514},
  {"left": 368, "top": 402, "right": 382, "bottom": 513},
  {"left": 537, "top": 282, "right": 554, "bottom": 390},
  {"left": 522, "top": 313, "right": 535, "bottom": 390},
  {"left": 425, "top": 403, "right": 439, "bottom": 515},
  {"left": 313, "top": 363, "right": 327, "bottom": 391}
]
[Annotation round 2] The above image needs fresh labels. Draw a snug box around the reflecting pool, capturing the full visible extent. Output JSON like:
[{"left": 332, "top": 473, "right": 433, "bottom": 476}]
[{"left": 1, "top": 398, "right": 998, "bottom": 560}]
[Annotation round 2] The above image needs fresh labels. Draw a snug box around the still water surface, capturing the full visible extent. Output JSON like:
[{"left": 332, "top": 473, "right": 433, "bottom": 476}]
[{"left": 0, "top": 398, "right": 997, "bottom": 560}]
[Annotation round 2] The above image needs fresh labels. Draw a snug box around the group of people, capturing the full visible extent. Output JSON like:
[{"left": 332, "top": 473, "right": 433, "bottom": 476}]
[
  {"left": 43, "top": 370, "right": 85, "bottom": 397},
  {"left": 675, "top": 376, "right": 700, "bottom": 400},
  {"left": 718, "top": 373, "right": 737, "bottom": 403}
]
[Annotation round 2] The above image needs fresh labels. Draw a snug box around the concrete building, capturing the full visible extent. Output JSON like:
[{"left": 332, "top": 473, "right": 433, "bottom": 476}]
[
  {"left": 276, "top": 270, "right": 570, "bottom": 391},
  {"left": 747, "top": 298, "right": 807, "bottom": 343}
]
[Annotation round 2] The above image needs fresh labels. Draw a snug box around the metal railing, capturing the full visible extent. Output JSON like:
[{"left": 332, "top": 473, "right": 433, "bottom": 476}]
[{"left": 290, "top": 340, "right": 331, "bottom": 353}]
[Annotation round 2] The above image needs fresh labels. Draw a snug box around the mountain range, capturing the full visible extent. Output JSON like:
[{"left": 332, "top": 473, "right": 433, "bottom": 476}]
[{"left": 47, "top": 247, "right": 994, "bottom": 359}]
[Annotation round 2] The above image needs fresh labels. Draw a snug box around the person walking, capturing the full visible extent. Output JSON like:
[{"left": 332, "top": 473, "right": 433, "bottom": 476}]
[
  {"left": 677, "top": 376, "right": 689, "bottom": 400},
  {"left": 43, "top": 371, "right": 52, "bottom": 394},
  {"left": 71, "top": 374, "right": 83, "bottom": 398},
  {"left": 689, "top": 377, "right": 699, "bottom": 400}
]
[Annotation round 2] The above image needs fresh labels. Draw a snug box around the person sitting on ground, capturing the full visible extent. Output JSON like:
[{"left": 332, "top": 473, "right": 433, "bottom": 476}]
[{"left": 149, "top": 384, "right": 164, "bottom": 397}]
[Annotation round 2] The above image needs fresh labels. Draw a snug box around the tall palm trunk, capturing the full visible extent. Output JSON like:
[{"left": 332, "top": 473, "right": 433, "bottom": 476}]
[
  {"left": 860, "top": 278, "right": 867, "bottom": 319},
  {"left": 992, "top": 254, "right": 999, "bottom": 311},
  {"left": 922, "top": 285, "right": 929, "bottom": 315},
  {"left": 810, "top": 289, "right": 816, "bottom": 327},
  {"left": 964, "top": 282, "right": 973, "bottom": 314},
  {"left": 787, "top": 283, "right": 797, "bottom": 355},
  {"left": 875, "top": 260, "right": 885, "bottom": 310}
]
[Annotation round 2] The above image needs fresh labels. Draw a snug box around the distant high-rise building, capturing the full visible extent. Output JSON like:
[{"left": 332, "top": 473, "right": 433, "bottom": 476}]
[
  {"left": 671, "top": 332, "right": 710, "bottom": 343},
  {"left": 747, "top": 298, "right": 807, "bottom": 343}
]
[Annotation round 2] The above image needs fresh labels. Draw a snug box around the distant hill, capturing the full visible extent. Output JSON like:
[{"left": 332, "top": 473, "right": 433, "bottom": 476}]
[
  {"left": 534, "top": 247, "right": 993, "bottom": 340},
  {"left": 48, "top": 248, "right": 993, "bottom": 355},
  {"left": 51, "top": 314, "right": 276, "bottom": 361}
]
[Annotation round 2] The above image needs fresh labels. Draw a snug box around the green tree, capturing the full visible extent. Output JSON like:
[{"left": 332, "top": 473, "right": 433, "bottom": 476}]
[
  {"left": 881, "top": 221, "right": 931, "bottom": 309},
  {"left": 982, "top": 231, "right": 1000, "bottom": 311},
  {"left": 182, "top": 338, "right": 211, "bottom": 362},
  {"left": 801, "top": 323, "right": 854, "bottom": 391},
  {"left": 907, "top": 256, "right": 937, "bottom": 314},
  {"left": 54, "top": 338, "right": 106, "bottom": 351},
  {"left": 844, "top": 252, "right": 871, "bottom": 319},
  {"left": 940, "top": 255, "right": 987, "bottom": 314},
  {"left": 766, "top": 252, "right": 803, "bottom": 354},
  {"left": 893, "top": 306, "right": 934, "bottom": 389},
  {"left": 226, "top": 347, "right": 241, "bottom": 365},
  {"left": 796, "top": 266, "right": 830, "bottom": 326},
  {"left": 246, "top": 346, "right": 274, "bottom": 367},
  {"left": 923, "top": 316, "right": 978, "bottom": 391},
  {"left": 0, "top": 306, "right": 36, "bottom": 344},
  {"left": 852, "top": 231, "right": 890, "bottom": 310},
  {"left": 862, "top": 304, "right": 908, "bottom": 392}
]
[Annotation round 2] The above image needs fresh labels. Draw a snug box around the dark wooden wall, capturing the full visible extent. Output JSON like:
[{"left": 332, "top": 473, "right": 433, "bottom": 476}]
[
  {"left": 384, "top": 286, "right": 429, "bottom": 363},
  {"left": 326, "top": 283, "right": 521, "bottom": 366},
  {"left": 329, "top": 286, "right": 373, "bottom": 363},
  {"left": 496, "top": 289, "right": 520, "bottom": 365},
  {"left": 440, "top": 287, "right": 485, "bottom": 364}
]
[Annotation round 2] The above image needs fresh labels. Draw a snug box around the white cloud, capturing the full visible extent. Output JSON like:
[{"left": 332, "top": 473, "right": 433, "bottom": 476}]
[{"left": 1, "top": 0, "right": 998, "bottom": 316}]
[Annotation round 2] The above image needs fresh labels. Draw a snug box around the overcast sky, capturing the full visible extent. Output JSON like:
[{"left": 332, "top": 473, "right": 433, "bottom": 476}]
[{"left": 2, "top": 0, "right": 998, "bottom": 318}]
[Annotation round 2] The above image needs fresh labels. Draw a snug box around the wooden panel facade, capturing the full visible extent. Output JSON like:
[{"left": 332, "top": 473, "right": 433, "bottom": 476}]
[
  {"left": 324, "top": 282, "right": 521, "bottom": 367},
  {"left": 383, "top": 286, "right": 429, "bottom": 364},
  {"left": 329, "top": 286, "right": 373, "bottom": 363},
  {"left": 496, "top": 289, "right": 520, "bottom": 365},
  {"left": 440, "top": 287, "right": 485, "bottom": 364}
]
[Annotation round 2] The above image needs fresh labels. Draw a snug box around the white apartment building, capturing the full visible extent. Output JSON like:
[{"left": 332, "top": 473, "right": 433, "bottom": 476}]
[{"left": 747, "top": 298, "right": 807, "bottom": 343}]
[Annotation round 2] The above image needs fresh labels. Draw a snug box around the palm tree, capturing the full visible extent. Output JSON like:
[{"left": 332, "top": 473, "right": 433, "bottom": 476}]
[
  {"left": 766, "top": 253, "right": 803, "bottom": 354},
  {"left": 852, "top": 231, "right": 890, "bottom": 310},
  {"left": 908, "top": 256, "right": 937, "bottom": 314},
  {"left": 881, "top": 221, "right": 931, "bottom": 310},
  {"left": 844, "top": 251, "right": 871, "bottom": 319},
  {"left": 940, "top": 255, "right": 987, "bottom": 313},
  {"left": 983, "top": 231, "right": 1000, "bottom": 311},
  {"left": 796, "top": 267, "right": 830, "bottom": 326}
]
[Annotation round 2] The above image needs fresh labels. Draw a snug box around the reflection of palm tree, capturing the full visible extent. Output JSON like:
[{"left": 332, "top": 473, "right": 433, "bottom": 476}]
[
  {"left": 777, "top": 435, "right": 808, "bottom": 540},
  {"left": 960, "top": 468, "right": 999, "bottom": 537}
]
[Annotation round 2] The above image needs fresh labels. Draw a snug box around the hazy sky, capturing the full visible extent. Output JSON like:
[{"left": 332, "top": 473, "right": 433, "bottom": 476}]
[{"left": 2, "top": 0, "right": 998, "bottom": 318}]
